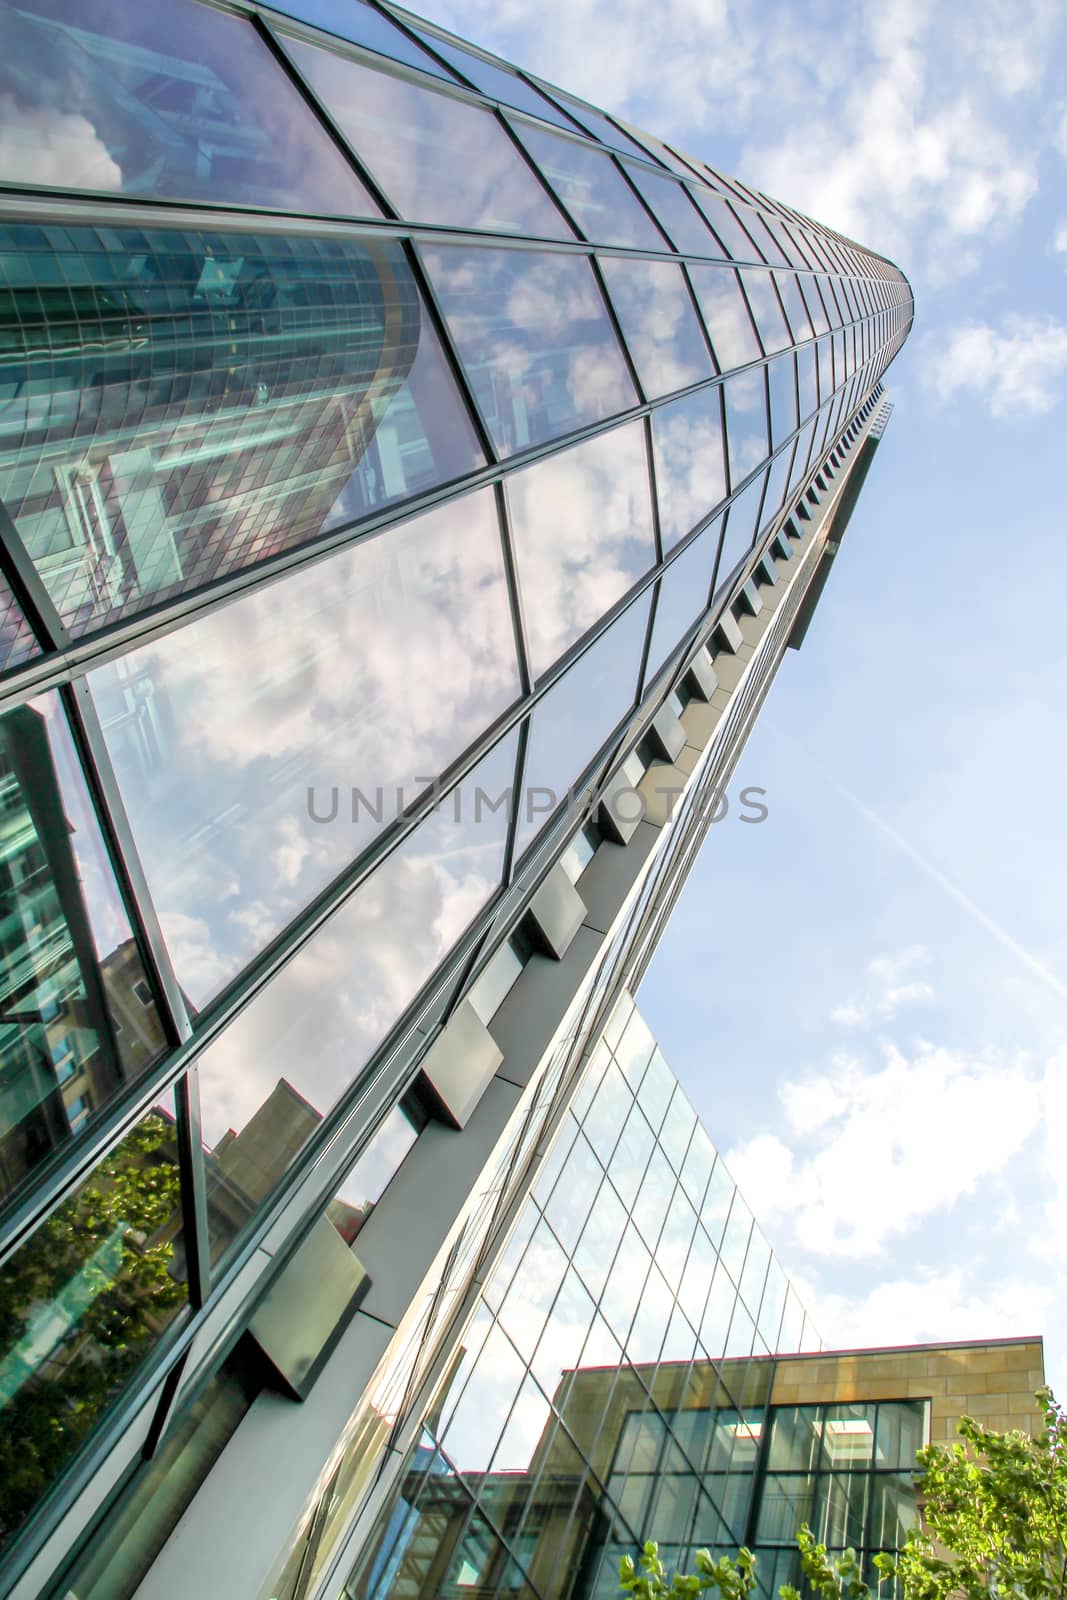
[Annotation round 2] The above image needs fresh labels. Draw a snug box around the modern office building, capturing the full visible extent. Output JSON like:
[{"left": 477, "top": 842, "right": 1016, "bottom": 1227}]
[{"left": 0, "top": 0, "right": 912, "bottom": 1596}]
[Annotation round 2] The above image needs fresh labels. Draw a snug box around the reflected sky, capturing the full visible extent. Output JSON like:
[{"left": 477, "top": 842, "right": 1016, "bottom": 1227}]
[
  {"left": 715, "top": 470, "right": 767, "bottom": 590},
  {"left": 622, "top": 165, "right": 717, "bottom": 256},
  {"left": 512, "top": 123, "right": 665, "bottom": 249},
  {"left": 685, "top": 190, "right": 757, "bottom": 261},
  {"left": 767, "top": 354, "right": 798, "bottom": 449},
  {"left": 650, "top": 389, "right": 727, "bottom": 553},
  {"left": 773, "top": 272, "right": 813, "bottom": 344},
  {"left": 421, "top": 245, "right": 637, "bottom": 456},
  {"left": 410, "top": 29, "right": 582, "bottom": 133},
  {"left": 195, "top": 727, "right": 518, "bottom": 1225},
  {"left": 787, "top": 419, "right": 817, "bottom": 496},
  {"left": 797, "top": 345, "right": 819, "bottom": 423},
  {"left": 268, "top": 0, "right": 458, "bottom": 81},
  {"left": 644, "top": 519, "right": 722, "bottom": 680},
  {"left": 0, "top": 0, "right": 378, "bottom": 214},
  {"left": 760, "top": 447, "right": 796, "bottom": 539},
  {"left": 803, "top": 278, "right": 833, "bottom": 336},
  {"left": 722, "top": 369, "right": 769, "bottom": 489},
  {"left": 513, "top": 592, "right": 651, "bottom": 861},
  {"left": 287, "top": 38, "right": 573, "bottom": 238},
  {"left": 738, "top": 269, "right": 791, "bottom": 356},
  {"left": 599, "top": 258, "right": 713, "bottom": 401},
  {"left": 686, "top": 266, "right": 762, "bottom": 371},
  {"left": 89, "top": 489, "right": 519, "bottom": 1006},
  {"left": 506, "top": 422, "right": 655, "bottom": 679}
]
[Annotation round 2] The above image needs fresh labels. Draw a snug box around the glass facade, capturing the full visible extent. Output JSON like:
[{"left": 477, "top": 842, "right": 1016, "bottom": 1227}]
[{"left": 0, "top": 1, "right": 911, "bottom": 1593}]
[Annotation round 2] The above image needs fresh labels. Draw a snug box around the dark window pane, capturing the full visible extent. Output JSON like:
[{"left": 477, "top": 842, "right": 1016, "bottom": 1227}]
[
  {"left": 756, "top": 1472, "right": 816, "bottom": 1543},
  {"left": 874, "top": 1399, "right": 927, "bottom": 1469},
  {"left": 266, "top": 0, "right": 459, "bottom": 81},
  {"left": 767, "top": 354, "right": 798, "bottom": 448},
  {"left": 506, "top": 421, "right": 655, "bottom": 678},
  {"left": 0, "top": 223, "right": 484, "bottom": 639},
  {"left": 512, "top": 125, "right": 665, "bottom": 249},
  {"left": 411, "top": 29, "right": 583, "bottom": 133},
  {"left": 0, "top": 575, "right": 38, "bottom": 673},
  {"left": 687, "top": 266, "right": 762, "bottom": 370},
  {"left": 0, "top": 1092, "right": 185, "bottom": 1552},
  {"left": 514, "top": 592, "right": 650, "bottom": 860},
  {"left": 622, "top": 166, "right": 717, "bottom": 256},
  {"left": 722, "top": 368, "right": 769, "bottom": 488},
  {"left": 0, "top": 0, "right": 378, "bottom": 214},
  {"left": 197, "top": 730, "right": 517, "bottom": 1267},
  {"left": 422, "top": 245, "right": 637, "bottom": 456},
  {"left": 650, "top": 388, "right": 727, "bottom": 552},
  {"left": 868, "top": 1470, "right": 921, "bottom": 1547},
  {"left": 0, "top": 693, "right": 166, "bottom": 1208},
  {"left": 599, "top": 258, "right": 713, "bottom": 400},
  {"left": 738, "top": 269, "right": 791, "bottom": 355},
  {"left": 287, "top": 39, "right": 572, "bottom": 238},
  {"left": 88, "top": 488, "right": 519, "bottom": 1006}
]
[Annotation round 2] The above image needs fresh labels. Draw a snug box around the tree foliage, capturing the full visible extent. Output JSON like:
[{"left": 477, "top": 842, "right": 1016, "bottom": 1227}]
[{"left": 621, "top": 1389, "right": 1067, "bottom": 1600}]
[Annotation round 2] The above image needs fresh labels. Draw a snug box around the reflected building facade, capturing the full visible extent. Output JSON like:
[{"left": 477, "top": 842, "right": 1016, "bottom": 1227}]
[{"left": 0, "top": 2, "right": 912, "bottom": 1597}]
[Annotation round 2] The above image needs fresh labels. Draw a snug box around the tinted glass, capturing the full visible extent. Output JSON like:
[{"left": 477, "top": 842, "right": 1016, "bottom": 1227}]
[
  {"left": 0, "top": 577, "right": 37, "bottom": 673},
  {"left": 410, "top": 30, "right": 582, "bottom": 132},
  {"left": 687, "top": 266, "right": 762, "bottom": 370},
  {"left": 599, "top": 258, "right": 712, "bottom": 400},
  {"left": 288, "top": 40, "right": 572, "bottom": 237},
  {"left": 506, "top": 422, "right": 656, "bottom": 678},
  {"left": 89, "top": 488, "right": 518, "bottom": 1006},
  {"left": 514, "top": 593, "right": 651, "bottom": 859},
  {"left": 513, "top": 125, "right": 665, "bottom": 249},
  {"left": 644, "top": 519, "right": 722, "bottom": 678},
  {"left": 722, "top": 368, "right": 769, "bottom": 488},
  {"left": 622, "top": 166, "right": 717, "bottom": 256},
  {"left": 421, "top": 245, "right": 637, "bottom": 456},
  {"left": 0, "top": 693, "right": 166, "bottom": 1209},
  {"left": 198, "top": 730, "right": 517, "bottom": 1266},
  {"left": 0, "top": 0, "right": 378, "bottom": 213},
  {"left": 0, "top": 1091, "right": 184, "bottom": 1552},
  {"left": 0, "top": 223, "right": 484, "bottom": 639},
  {"left": 650, "top": 387, "right": 727, "bottom": 551},
  {"left": 267, "top": 0, "right": 459, "bottom": 80},
  {"left": 738, "top": 269, "right": 791, "bottom": 355}
]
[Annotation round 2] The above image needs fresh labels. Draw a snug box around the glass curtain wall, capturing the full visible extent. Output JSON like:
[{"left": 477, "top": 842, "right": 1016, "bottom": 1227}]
[{"left": 0, "top": 0, "right": 912, "bottom": 1577}]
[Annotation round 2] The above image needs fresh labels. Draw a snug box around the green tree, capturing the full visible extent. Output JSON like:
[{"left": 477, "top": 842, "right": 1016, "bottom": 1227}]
[{"left": 620, "top": 1389, "right": 1067, "bottom": 1600}]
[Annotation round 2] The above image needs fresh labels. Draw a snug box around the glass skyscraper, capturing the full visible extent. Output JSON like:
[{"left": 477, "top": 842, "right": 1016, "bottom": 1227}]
[{"left": 0, "top": 1, "right": 912, "bottom": 1596}]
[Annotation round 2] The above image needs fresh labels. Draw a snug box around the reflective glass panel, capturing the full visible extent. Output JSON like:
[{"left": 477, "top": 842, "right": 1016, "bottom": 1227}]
[
  {"left": 421, "top": 245, "right": 637, "bottom": 456},
  {"left": 620, "top": 166, "right": 717, "bottom": 256},
  {"left": 0, "top": 0, "right": 378, "bottom": 213},
  {"left": 411, "top": 30, "right": 582, "bottom": 133},
  {"left": 506, "top": 422, "right": 656, "bottom": 678},
  {"left": 687, "top": 266, "right": 762, "bottom": 370},
  {"left": 607, "top": 1101, "right": 654, "bottom": 1211},
  {"left": 773, "top": 271, "right": 813, "bottom": 344},
  {"left": 512, "top": 124, "right": 665, "bottom": 249},
  {"left": 268, "top": 0, "right": 458, "bottom": 81},
  {"left": 599, "top": 258, "right": 712, "bottom": 401},
  {"left": 0, "top": 223, "right": 485, "bottom": 638},
  {"left": 868, "top": 1471, "right": 921, "bottom": 1546},
  {"left": 761, "top": 444, "right": 795, "bottom": 536},
  {"left": 90, "top": 489, "right": 518, "bottom": 1006},
  {"left": 554, "top": 97, "right": 654, "bottom": 163},
  {"left": 874, "top": 1400, "right": 927, "bottom": 1468},
  {"left": 328, "top": 1103, "right": 420, "bottom": 1246},
  {"left": 787, "top": 419, "right": 816, "bottom": 495},
  {"left": 722, "top": 368, "right": 769, "bottom": 488},
  {"left": 801, "top": 277, "right": 832, "bottom": 336},
  {"left": 714, "top": 472, "right": 764, "bottom": 589},
  {"left": 767, "top": 354, "right": 798, "bottom": 447},
  {"left": 738, "top": 269, "right": 791, "bottom": 355},
  {"left": 797, "top": 345, "right": 819, "bottom": 422},
  {"left": 0, "top": 1090, "right": 184, "bottom": 1552},
  {"left": 744, "top": 215, "right": 789, "bottom": 267},
  {"left": 643, "top": 519, "right": 722, "bottom": 680},
  {"left": 197, "top": 729, "right": 517, "bottom": 1266},
  {"left": 0, "top": 576, "right": 37, "bottom": 674},
  {"left": 650, "top": 387, "right": 727, "bottom": 552},
  {"left": 685, "top": 190, "right": 757, "bottom": 261},
  {"left": 0, "top": 692, "right": 166, "bottom": 1209},
  {"left": 287, "top": 40, "right": 572, "bottom": 238},
  {"left": 513, "top": 591, "right": 650, "bottom": 859}
]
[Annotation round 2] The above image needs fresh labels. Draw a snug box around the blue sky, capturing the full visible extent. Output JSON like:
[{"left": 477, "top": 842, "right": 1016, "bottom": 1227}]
[{"left": 409, "top": 0, "right": 1067, "bottom": 1392}]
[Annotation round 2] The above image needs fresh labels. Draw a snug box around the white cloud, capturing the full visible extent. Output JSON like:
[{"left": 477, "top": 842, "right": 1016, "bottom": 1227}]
[
  {"left": 1053, "top": 219, "right": 1067, "bottom": 259},
  {"left": 727, "top": 1041, "right": 1044, "bottom": 1257},
  {"left": 804, "top": 1265, "right": 1054, "bottom": 1354},
  {"left": 1055, "top": 107, "right": 1067, "bottom": 157},
  {"left": 831, "top": 945, "right": 935, "bottom": 1027},
  {"left": 922, "top": 316, "right": 1067, "bottom": 416}
]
